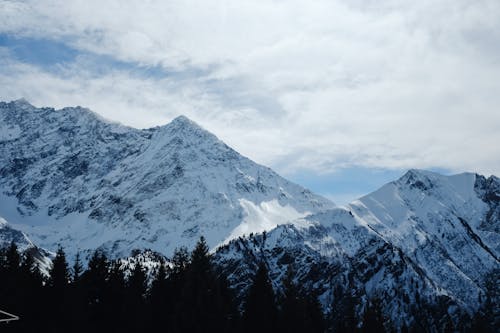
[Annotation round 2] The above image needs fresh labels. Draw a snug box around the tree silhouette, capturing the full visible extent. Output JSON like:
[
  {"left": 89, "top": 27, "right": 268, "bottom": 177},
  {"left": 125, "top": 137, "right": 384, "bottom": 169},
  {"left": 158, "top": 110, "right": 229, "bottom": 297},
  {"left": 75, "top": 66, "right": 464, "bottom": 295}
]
[
  {"left": 72, "top": 251, "right": 83, "bottom": 283},
  {"left": 149, "top": 263, "right": 168, "bottom": 329},
  {"left": 126, "top": 260, "right": 147, "bottom": 332},
  {"left": 48, "top": 246, "right": 70, "bottom": 288},
  {"left": 243, "top": 262, "right": 277, "bottom": 333},
  {"left": 279, "top": 266, "right": 304, "bottom": 333},
  {"left": 361, "top": 297, "right": 385, "bottom": 333},
  {"left": 278, "top": 266, "right": 325, "bottom": 333},
  {"left": 176, "top": 236, "right": 214, "bottom": 332},
  {"left": 81, "top": 250, "right": 110, "bottom": 329},
  {"left": 47, "top": 246, "right": 71, "bottom": 332}
]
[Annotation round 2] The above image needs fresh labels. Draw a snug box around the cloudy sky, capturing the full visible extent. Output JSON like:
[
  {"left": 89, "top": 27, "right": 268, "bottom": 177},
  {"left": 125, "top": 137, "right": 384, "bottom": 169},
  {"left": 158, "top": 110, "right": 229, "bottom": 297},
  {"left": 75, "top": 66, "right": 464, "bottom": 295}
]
[{"left": 1, "top": 0, "right": 499, "bottom": 204}]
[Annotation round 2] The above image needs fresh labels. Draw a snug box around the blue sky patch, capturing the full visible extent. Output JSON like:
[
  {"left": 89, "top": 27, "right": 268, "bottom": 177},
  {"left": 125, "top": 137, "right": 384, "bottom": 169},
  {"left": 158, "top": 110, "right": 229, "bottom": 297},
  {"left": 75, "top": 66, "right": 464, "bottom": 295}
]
[
  {"left": 0, "top": 34, "right": 79, "bottom": 66},
  {"left": 287, "top": 166, "right": 452, "bottom": 205}
]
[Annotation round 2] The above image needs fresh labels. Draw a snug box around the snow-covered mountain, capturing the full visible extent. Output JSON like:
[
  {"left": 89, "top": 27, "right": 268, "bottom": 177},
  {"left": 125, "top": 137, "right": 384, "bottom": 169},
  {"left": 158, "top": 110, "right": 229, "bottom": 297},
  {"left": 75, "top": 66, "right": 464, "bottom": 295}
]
[
  {"left": 215, "top": 170, "right": 499, "bottom": 329},
  {"left": 0, "top": 216, "right": 53, "bottom": 272},
  {"left": 0, "top": 217, "right": 35, "bottom": 251},
  {"left": 0, "top": 99, "right": 334, "bottom": 259},
  {"left": 1, "top": 99, "right": 498, "bottom": 329}
]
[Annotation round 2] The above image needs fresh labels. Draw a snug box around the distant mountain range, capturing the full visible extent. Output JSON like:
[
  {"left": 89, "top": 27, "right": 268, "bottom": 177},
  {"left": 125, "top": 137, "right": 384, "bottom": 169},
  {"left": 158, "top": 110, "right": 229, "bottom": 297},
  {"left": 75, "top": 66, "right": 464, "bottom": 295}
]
[{"left": 1, "top": 100, "right": 498, "bottom": 329}]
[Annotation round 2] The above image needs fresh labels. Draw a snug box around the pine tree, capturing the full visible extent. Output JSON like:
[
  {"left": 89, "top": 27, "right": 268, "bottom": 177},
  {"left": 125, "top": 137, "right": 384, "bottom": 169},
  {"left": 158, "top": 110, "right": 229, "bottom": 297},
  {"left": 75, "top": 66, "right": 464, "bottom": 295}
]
[
  {"left": 128, "top": 260, "right": 147, "bottom": 299},
  {"left": 68, "top": 252, "right": 87, "bottom": 333},
  {"left": 171, "top": 246, "right": 190, "bottom": 274},
  {"left": 334, "top": 294, "right": 358, "bottom": 333},
  {"left": 279, "top": 266, "right": 305, "bottom": 333},
  {"left": 165, "top": 246, "right": 190, "bottom": 332},
  {"left": 151, "top": 262, "right": 167, "bottom": 294},
  {"left": 20, "top": 250, "right": 43, "bottom": 286},
  {"left": 278, "top": 266, "right": 325, "bottom": 333},
  {"left": 175, "top": 237, "right": 214, "bottom": 333},
  {"left": 243, "top": 262, "right": 277, "bottom": 333},
  {"left": 126, "top": 260, "right": 148, "bottom": 332},
  {"left": 2, "top": 242, "right": 22, "bottom": 318},
  {"left": 361, "top": 297, "right": 385, "bottom": 333},
  {"left": 5, "top": 241, "right": 21, "bottom": 273},
  {"left": 470, "top": 310, "right": 492, "bottom": 333},
  {"left": 82, "top": 250, "right": 110, "bottom": 329},
  {"left": 150, "top": 263, "right": 169, "bottom": 330},
  {"left": 17, "top": 250, "right": 44, "bottom": 333},
  {"left": 48, "top": 246, "right": 70, "bottom": 288},
  {"left": 72, "top": 251, "right": 83, "bottom": 283},
  {"left": 106, "top": 261, "right": 127, "bottom": 332},
  {"left": 304, "top": 292, "right": 325, "bottom": 333},
  {"left": 47, "top": 246, "right": 71, "bottom": 332},
  {"left": 483, "top": 268, "right": 500, "bottom": 330},
  {"left": 190, "top": 236, "right": 211, "bottom": 274},
  {"left": 171, "top": 237, "right": 238, "bottom": 333}
]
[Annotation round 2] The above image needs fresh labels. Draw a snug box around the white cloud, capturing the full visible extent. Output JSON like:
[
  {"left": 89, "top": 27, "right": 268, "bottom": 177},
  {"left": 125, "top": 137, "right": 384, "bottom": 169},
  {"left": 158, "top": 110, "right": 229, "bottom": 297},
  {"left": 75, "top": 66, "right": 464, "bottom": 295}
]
[{"left": 1, "top": 0, "right": 500, "bottom": 177}]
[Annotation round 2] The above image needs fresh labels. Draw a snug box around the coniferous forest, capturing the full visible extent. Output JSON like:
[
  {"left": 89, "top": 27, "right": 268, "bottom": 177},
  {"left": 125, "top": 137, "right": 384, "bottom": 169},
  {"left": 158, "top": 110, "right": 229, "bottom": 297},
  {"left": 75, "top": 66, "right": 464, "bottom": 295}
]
[
  {"left": 0, "top": 238, "right": 325, "bottom": 333},
  {"left": 0, "top": 238, "right": 497, "bottom": 333}
]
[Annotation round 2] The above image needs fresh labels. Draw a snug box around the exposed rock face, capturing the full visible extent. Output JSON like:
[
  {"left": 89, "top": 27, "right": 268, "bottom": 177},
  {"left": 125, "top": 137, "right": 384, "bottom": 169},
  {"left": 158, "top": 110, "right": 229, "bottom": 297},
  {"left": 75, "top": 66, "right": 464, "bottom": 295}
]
[
  {"left": 1, "top": 100, "right": 498, "bottom": 330},
  {"left": 0, "top": 100, "right": 333, "bottom": 259},
  {"left": 215, "top": 170, "right": 499, "bottom": 329}
]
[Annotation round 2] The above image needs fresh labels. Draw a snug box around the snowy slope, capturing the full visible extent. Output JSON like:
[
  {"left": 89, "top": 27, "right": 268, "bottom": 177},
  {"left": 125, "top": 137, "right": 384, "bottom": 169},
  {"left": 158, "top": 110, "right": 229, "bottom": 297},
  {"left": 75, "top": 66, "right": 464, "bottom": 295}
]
[
  {"left": 0, "top": 216, "right": 35, "bottom": 251},
  {"left": 348, "top": 170, "right": 499, "bottom": 303},
  {"left": 2, "top": 99, "right": 498, "bottom": 329},
  {"left": 215, "top": 170, "right": 500, "bottom": 329},
  {"left": 0, "top": 216, "right": 53, "bottom": 272},
  {"left": 0, "top": 99, "right": 334, "bottom": 259}
]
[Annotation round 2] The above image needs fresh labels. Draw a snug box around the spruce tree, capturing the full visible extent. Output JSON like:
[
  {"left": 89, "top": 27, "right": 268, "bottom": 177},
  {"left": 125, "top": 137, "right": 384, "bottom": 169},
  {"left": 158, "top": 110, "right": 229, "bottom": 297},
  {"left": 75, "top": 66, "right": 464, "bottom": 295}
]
[
  {"left": 128, "top": 261, "right": 147, "bottom": 299},
  {"left": 106, "top": 261, "right": 127, "bottom": 332},
  {"left": 82, "top": 250, "right": 110, "bottom": 329},
  {"left": 18, "top": 250, "right": 44, "bottom": 333},
  {"left": 1, "top": 243, "right": 22, "bottom": 322},
  {"left": 279, "top": 266, "right": 325, "bottom": 333},
  {"left": 48, "top": 246, "right": 70, "bottom": 288},
  {"left": 361, "top": 297, "right": 385, "bottom": 333},
  {"left": 149, "top": 263, "right": 169, "bottom": 330},
  {"left": 5, "top": 241, "right": 21, "bottom": 273},
  {"left": 279, "top": 266, "right": 305, "bottom": 333},
  {"left": 72, "top": 251, "right": 83, "bottom": 283},
  {"left": 20, "top": 250, "right": 43, "bottom": 287},
  {"left": 243, "top": 262, "right": 277, "bottom": 333},
  {"left": 332, "top": 294, "right": 358, "bottom": 333},
  {"left": 483, "top": 268, "right": 500, "bottom": 330},
  {"left": 166, "top": 246, "right": 190, "bottom": 332},
  {"left": 69, "top": 252, "right": 87, "bottom": 333},
  {"left": 126, "top": 260, "right": 148, "bottom": 332},
  {"left": 171, "top": 237, "right": 237, "bottom": 333},
  {"left": 303, "top": 293, "right": 325, "bottom": 333},
  {"left": 171, "top": 246, "right": 190, "bottom": 275},
  {"left": 47, "top": 246, "right": 71, "bottom": 332},
  {"left": 175, "top": 237, "right": 213, "bottom": 333}
]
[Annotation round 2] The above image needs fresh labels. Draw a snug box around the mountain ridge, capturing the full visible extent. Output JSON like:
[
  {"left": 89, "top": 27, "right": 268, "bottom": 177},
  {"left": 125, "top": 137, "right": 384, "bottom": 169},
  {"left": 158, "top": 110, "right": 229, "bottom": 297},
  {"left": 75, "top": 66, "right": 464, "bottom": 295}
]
[
  {"left": 0, "top": 99, "right": 334, "bottom": 259},
  {"left": 1, "top": 100, "right": 498, "bottom": 330},
  {"left": 215, "top": 169, "right": 499, "bottom": 329}
]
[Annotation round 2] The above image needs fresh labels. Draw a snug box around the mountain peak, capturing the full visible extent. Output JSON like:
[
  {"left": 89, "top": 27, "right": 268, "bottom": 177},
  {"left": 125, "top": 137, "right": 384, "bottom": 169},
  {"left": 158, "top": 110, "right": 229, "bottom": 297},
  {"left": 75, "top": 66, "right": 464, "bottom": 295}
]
[
  {"left": 0, "top": 101, "right": 333, "bottom": 258},
  {"left": 169, "top": 115, "right": 202, "bottom": 129},
  {"left": 395, "top": 169, "right": 437, "bottom": 191},
  {"left": 9, "top": 98, "right": 35, "bottom": 110},
  {"left": 403, "top": 168, "right": 436, "bottom": 179},
  {"left": 171, "top": 114, "right": 193, "bottom": 123},
  {"left": 154, "top": 114, "right": 218, "bottom": 145}
]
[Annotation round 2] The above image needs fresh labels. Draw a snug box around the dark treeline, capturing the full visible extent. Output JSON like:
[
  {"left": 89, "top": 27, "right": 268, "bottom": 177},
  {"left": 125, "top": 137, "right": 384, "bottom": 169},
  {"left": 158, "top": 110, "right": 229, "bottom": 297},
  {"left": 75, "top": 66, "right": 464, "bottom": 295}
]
[
  {"left": 1, "top": 238, "right": 497, "bottom": 332},
  {"left": 0, "top": 238, "right": 324, "bottom": 333}
]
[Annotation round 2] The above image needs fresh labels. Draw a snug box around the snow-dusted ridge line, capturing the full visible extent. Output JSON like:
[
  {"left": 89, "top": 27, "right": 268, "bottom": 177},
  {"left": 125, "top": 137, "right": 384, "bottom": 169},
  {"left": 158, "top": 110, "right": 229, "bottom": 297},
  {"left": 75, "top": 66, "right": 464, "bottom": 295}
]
[
  {"left": 1, "top": 99, "right": 498, "bottom": 328},
  {"left": 0, "top": 99, "right": 334, "bottom": 260},
  {"left": 214, "top": 169, "right": 499, "bottom": 328}
]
